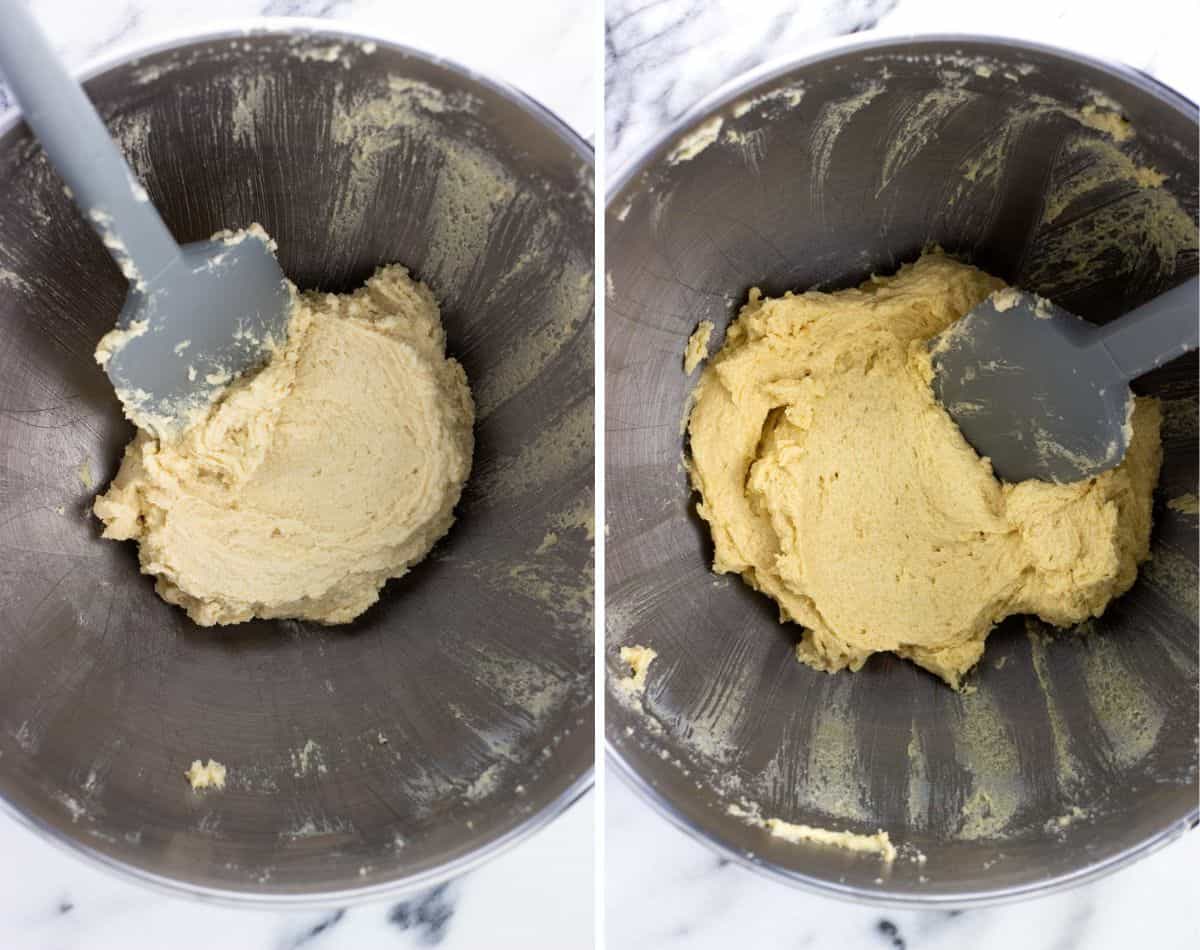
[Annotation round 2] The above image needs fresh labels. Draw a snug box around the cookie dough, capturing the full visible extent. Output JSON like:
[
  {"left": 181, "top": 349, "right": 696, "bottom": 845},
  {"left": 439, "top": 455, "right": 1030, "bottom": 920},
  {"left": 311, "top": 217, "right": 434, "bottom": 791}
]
[
  {"left": 684, "top": 320, "right": 714, "bottom": 374},
  {"left": 687, "top": 252, "right": 1161, "bottom": 688},
  {"left": 617, "top": 645, "right": 657, "bottom": 694},
  {"left": 765, "top": 818, "right": 896, "bottom": 862},
  {"left": 185, "top": 759, "right": 226, "bottom": 790},
  {"left": 94, "top": 246, "right": 474, "bottom": 625}
]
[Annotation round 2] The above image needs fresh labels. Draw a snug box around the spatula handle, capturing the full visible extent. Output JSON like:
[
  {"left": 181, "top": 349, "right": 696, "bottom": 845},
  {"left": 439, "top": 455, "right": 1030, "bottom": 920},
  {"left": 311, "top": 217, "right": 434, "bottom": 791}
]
[
  {"left": 0, "top": 0, "right": 180, "bottom": 287},
  {"left": 1093, "top": 276, "right": 1199, "bottom": 383}
]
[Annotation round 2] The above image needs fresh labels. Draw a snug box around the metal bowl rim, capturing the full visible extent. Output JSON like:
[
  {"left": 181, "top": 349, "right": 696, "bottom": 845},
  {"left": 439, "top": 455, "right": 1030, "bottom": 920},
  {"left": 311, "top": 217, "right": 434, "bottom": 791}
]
[
  {"left": 604, "top": 29, "right": 1198, "bottom": 907},
  {"left": 0, "top": 17, "right": 594, "bottom": 168},
  {"left": 607, "top": 746, "right": 1195, "bottom": 910},
  {"left": 606, "top": 30, "right": 1198, "bottom": 203},
  {"left": 0, "top": 16, "right": 595, "bottom": 907}
]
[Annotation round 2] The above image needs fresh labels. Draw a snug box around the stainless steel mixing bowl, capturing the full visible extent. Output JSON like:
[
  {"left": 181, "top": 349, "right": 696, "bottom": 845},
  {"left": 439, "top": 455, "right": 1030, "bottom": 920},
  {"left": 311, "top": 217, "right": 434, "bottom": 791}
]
[
  {"left": 0, "top": 24, "right": 593, "bottom": 903},
  {"left": 606, "top": 35, "right": 1197, "bottom": 906}
]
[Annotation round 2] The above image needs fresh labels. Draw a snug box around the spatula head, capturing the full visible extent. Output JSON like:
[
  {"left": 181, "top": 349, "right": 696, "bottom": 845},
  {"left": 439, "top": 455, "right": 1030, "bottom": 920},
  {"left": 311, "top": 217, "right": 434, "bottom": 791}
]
[
  {"left": 931, "top": 290, "right": 1131, "bottom": 484},
  {"left": 97, "top": 229, "right": 292, "bottom": 439}
]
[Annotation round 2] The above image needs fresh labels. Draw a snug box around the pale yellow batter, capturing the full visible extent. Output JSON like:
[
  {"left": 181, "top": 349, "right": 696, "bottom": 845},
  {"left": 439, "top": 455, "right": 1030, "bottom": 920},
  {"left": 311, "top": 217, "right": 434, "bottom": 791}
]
[
  {"left": 94, "top": 256, "right": 474, "bottom": 626},
  {"left": 687, "top": 252, "right": 1161, "bottom": 688}
]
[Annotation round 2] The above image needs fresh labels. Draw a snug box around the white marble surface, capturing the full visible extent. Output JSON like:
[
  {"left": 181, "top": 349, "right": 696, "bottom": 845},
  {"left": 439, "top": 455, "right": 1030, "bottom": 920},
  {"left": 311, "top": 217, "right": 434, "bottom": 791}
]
[
  {"left": 605, "top": 1, "right": 1197, "bottom": 948},
  {"left": 0, "top": 1, "right": 594, "bottom": 948}
]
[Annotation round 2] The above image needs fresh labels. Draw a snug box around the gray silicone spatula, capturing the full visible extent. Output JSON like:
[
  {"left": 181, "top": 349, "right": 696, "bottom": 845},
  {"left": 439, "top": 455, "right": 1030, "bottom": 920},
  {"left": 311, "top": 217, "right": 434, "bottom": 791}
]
[
  {"left": 932, "top": 276, "right": 1198, "bottom": 483},
  {"left": 0, "top": 0, "right": 291, "bottom": 439}
]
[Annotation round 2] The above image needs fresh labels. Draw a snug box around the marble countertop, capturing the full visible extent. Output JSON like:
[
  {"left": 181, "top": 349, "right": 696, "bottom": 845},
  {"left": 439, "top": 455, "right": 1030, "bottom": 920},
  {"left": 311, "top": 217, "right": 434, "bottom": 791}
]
[
  {"left": 0, "top": 1, "right": 593, "bottom": 949},
  {"left": 606, "top": 0, "right": 1197, "bottom": 948}
]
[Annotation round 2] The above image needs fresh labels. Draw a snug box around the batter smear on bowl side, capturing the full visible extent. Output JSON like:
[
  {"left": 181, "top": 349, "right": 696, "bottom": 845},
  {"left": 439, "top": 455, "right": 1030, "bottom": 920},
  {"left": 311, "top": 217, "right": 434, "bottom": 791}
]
[
  {"left": 93, "top": 227, "right": 475, "bottom": 625},
  {"left": 686, "top": 252, "right": 1161, "bottom": 688}
]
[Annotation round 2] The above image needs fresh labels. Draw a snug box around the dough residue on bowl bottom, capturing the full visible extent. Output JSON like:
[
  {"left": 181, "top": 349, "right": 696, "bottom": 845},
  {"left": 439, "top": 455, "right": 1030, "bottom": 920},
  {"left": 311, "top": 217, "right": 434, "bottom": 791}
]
[
  {"left": 185, "top": 759, "right": 227, "bottom": 790},
  {"left": 686, "top": 252, "right": 1161, "bottom": 688},
  {"left": 765, "top": 817, "right": 896, "bottom": 862},
  {"left": 1167, "top": 493, "right": 1198, "bottom": 515},
  {"left": 93, "top": 229, "right": 475, "bottom": 625},
  {"left": 617, "top": 644, "right": 658, "bottom": 694},
  {"left": 727, "top": 801, "right": 897, "bottom": 862}
]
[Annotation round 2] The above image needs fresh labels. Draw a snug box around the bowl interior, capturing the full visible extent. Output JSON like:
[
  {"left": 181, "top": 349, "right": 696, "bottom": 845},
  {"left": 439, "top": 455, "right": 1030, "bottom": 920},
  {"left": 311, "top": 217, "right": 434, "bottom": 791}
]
[
  {"left": 606, "top": 37, "right": 1197, "bottom": 903},
  {"left": 0, "top": 29, "right": 593, "bottom": 899}
]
